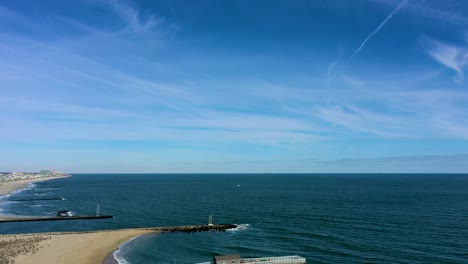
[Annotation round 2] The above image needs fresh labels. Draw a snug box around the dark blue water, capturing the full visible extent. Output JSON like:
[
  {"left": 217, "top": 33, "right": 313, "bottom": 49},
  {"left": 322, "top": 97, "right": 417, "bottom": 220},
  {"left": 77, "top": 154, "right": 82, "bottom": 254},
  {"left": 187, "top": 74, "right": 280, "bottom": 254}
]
[{"left": 1, "top": 174, "right": 467, "bottom": 263}]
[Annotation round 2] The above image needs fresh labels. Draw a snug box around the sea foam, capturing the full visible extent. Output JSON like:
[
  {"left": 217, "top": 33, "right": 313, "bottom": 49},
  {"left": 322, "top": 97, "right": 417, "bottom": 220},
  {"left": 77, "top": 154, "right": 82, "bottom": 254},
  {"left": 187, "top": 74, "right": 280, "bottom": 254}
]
[
  {"left": 0, "top": 183, "right": 38, "bottom": 213},
  {"left": 113, "top": 235, "right": 143, "bottom": 264},
  {"left": 227, "top": 224, "right": 250, "bottom": 232}
]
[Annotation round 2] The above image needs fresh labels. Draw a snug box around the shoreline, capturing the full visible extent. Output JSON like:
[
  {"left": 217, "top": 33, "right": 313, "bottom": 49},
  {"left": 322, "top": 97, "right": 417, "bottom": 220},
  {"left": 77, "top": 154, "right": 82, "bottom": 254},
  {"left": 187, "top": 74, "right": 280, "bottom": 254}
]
[
  {"left": 104, "top": 232, "right": 154, "bottom": 264},
  {"left": 0, "top": 225, "right": 236, "bottom": 263},
  {"left": 104, "top": 252, "right": 119, "bottom": 264},
  {"left": 0, "top": 174, "right": 141, "bottom": 264},
  {"left": 0, "top": 229, "right": 155, "bottom": 264},
  {"left": 0, "top": 174, "right": 235, "bottom": 263},
  {"left": 0, "top": 175, "right": 71, "bottom": 220},
  {"left": 0, "top": 175, "right": 70, "bottom": 198}
]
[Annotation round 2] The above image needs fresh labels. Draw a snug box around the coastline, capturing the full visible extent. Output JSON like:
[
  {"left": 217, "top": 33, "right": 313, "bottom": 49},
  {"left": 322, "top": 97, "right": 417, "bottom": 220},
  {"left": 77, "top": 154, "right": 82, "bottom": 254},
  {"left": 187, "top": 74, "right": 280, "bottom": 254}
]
[
  {"left": 104, "top": 232, "right": 152, "bottom": 264},
  {"left": 0, "top": 229, "right": 155, "bottom": 264},
  {"left": 0, "top": 224, "right": 236, "bottom": 264},
  {"left": 0, "top": 175, "right": 70, "bottom": 198},
  {"left": 0, "top": 174, "right": 235, "bottom": 263},
  {"left": 0, "top": 174, "right": 148, "bottom": 264}
]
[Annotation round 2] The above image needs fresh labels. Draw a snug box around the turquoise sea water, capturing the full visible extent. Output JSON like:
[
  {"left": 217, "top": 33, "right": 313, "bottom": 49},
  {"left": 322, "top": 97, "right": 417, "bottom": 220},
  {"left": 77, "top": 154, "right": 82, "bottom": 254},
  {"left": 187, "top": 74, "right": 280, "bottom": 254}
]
[{"left": 0, "top": 174, "right": 467, "bottom": 263}]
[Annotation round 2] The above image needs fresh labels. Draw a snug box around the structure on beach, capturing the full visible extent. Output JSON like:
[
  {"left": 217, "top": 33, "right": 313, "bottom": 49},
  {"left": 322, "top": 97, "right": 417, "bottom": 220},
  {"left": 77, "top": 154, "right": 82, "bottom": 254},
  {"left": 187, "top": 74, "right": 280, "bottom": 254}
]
[
  {"left": 214, "top": 255, "right": 241, "bottom": 264},
  {"left": 201, "top": 255, "right": 307, "bottom": 264}
]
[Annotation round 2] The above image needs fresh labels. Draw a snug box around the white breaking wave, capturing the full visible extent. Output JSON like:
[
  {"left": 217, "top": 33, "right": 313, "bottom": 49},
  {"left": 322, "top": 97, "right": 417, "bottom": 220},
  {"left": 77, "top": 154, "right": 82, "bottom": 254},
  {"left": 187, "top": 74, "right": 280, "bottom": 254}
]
[
  {"left": 0, "top": 183, "right": 38, "bottom": 213},
  {"left": 227, "top": 224, "right": 250, "bottom": 232},
  {"left": 7, "top": 183, "right": 37, "bottom": 198},
  {"left": 34, "top": 192, "right": 51, "bottom": 196},
  {"left": 113, "top": 235, "right": 144, "bottom": 264}
]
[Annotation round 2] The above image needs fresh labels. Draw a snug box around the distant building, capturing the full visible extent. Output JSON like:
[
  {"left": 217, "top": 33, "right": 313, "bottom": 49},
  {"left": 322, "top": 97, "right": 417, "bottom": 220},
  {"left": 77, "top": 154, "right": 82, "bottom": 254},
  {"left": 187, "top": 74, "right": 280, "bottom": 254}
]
[
  {"left": 39, "top": 170, "right": 52, "bottom": 176},
  {"left": 207, "top": 255, "right": 306, "bottom": 264}
]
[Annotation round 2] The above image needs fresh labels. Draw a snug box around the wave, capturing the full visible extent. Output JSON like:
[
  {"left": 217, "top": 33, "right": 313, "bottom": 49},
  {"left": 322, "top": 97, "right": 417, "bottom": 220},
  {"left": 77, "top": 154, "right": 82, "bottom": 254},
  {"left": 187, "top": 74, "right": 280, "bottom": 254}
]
[
  {"left": 33, "top": 192, "right": 52, "bottom": 196},
  {"left": 0, "top": 183, "right": 38, "bottom": 214},
  {"left": 43, "top": 210, "right": 75, "bottom": 216},
  {"left": 227, "top": 224, "right": 250, "bottom": 232},
  {"left": 113, "top": 235, "right": 143, "bottom": 264},
  {"left": 0, "top": 183, "right": 37, "bottom": 200}
]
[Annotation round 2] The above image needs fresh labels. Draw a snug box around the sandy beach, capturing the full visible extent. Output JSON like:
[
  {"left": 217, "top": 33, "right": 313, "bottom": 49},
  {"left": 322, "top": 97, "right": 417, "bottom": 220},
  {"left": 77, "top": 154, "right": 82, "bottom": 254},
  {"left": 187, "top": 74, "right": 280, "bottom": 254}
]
[
  {"left": 0, "top": 224, "right": 235, "bottom": 263},
  {"left": 0, "top": 229, "right": 155, "bottom": 264},
  {"left": 0, "top": 175, "right": 69, "bottom": 197},
  {"left": 0, "top": 174, "right": 234, "bottom": 263},
  {"left": 0, "top": 174, "right": 153, "bottom": 264}
]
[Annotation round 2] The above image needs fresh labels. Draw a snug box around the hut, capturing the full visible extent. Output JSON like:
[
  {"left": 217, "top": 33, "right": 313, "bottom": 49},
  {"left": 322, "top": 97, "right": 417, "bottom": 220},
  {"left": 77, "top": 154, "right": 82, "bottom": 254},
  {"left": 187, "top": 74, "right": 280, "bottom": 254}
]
[{"left": 213, "top": 255, "right": 241, "bottom": 264}]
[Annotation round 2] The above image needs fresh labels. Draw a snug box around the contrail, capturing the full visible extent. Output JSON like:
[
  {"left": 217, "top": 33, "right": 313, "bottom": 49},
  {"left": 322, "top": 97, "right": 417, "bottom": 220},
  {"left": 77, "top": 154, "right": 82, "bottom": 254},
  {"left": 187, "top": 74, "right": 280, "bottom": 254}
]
[{"left": 350, "top": 0, "right": 409, "bottom": 59}]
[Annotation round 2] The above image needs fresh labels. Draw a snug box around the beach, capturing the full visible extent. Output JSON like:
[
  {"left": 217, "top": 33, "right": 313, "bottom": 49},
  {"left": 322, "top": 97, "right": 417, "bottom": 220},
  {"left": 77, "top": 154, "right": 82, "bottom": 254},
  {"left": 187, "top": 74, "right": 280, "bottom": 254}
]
[
  {"left": 0, "top": 174, "right": 140, "bottom": 264},
  {"left": 0, "top": 175, "right": 70, "bottom": 221},
  {"left": 0, "top": 174, "right": 236, "bottom": 263},
  {"left": 1, "top": 173, "right": 466, "bottom": 263},
  {"left": 0, "top": 175, "right": 69, "bottom": 197},
  {"left": 0, "top": 224, "right": 235, "bottom": 263},
  {"left": 0, "top": 229, "right": 154, "bottom": 264}
]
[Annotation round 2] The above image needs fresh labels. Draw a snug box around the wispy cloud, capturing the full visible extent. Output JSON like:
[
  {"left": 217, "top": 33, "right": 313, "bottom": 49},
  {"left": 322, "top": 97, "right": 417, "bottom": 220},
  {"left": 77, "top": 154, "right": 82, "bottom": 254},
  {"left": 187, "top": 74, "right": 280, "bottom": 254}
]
[
  {"left": 316, "top": 104, "right": 407, "bottom": 137},
  {"left": 342, "top": 75, "right": 365, "bottom": 87},
  {"left": 422, "top": 37, "right": 468, "bottom": 82},
  {"left": 1, "top": 0, "right": 468, "bottom": 172},
  {"left": 55, "top": 154, "right": 468, "bottom": 173},
  {"left": 350, "top": 0, "right": 408, "bottom": 59},
  {"left": 315, "top": 154, "right": 468, "bottom": 173},
  {"left": 108, "top": 0, "right": 160, "bottom": 33}
]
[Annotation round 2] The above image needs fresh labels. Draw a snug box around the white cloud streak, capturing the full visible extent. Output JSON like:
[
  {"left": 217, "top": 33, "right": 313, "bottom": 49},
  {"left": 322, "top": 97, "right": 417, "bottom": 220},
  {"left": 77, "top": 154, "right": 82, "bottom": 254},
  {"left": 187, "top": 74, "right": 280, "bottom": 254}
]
[
  {"left": 1, "top": 0, "right": 468, "bottom": 160},
  {"left": 350, "top": 0, "right": 408, "bottom": 59},
  {"left": 342, "top": 75, "right": 365, "bottom": 87},
  {"left": 423, "top": 37, "right": 468, "bottom": 82},
  {"left": 108, "top": 0, "right": 159, "bottom": 33}
]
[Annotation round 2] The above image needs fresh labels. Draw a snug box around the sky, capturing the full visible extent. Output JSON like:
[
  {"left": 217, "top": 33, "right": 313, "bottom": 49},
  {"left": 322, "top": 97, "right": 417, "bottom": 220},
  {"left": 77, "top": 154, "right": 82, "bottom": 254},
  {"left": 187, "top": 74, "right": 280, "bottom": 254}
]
[{"left": 1, "top": 0, "right": 468, "bottom": 173}]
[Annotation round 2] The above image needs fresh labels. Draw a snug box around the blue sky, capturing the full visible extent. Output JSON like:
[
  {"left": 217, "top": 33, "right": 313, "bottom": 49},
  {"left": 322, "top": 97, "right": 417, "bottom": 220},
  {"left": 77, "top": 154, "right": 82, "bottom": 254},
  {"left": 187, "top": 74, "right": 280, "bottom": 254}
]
[{"left": 1, "top": 0, "right": 468, "bottom": 173}]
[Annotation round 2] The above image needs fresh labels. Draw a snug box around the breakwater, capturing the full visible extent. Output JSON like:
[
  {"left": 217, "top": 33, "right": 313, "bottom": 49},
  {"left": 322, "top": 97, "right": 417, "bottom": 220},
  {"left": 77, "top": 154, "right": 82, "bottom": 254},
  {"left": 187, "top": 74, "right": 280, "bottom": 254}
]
[
  {"left": 8, "top": 197, "right": 64, "bottom": 201},
  {"left": 0, "top": 224, "right": 237, "bottom": 236},
  {"left": 0, "top": 215, "right": 113, "bottom": 223},
  {"left": 0, "top": 224, "right": 237, "bottom": 264},
  {"left": 148, "top": 224, "right": 237, "bottom": 233}
]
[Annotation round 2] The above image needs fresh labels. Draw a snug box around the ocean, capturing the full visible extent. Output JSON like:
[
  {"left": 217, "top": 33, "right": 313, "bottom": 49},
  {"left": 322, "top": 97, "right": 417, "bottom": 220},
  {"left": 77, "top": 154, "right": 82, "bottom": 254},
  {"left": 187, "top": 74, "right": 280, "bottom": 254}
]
[{"left": 0, "top": 174, "right": 467, "bottom": 263}]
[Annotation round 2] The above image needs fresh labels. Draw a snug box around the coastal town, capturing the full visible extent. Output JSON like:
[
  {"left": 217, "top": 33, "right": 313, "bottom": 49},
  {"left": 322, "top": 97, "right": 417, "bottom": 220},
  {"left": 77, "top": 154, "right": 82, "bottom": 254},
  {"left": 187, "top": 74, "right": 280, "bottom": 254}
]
[{"left": 0, "top": 170, "right": 69, "bottom": 183}]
